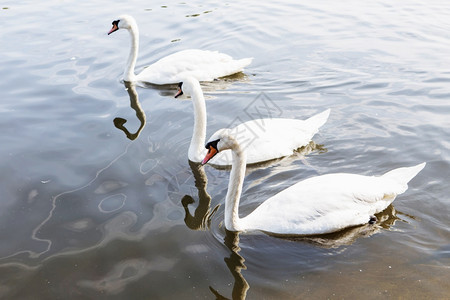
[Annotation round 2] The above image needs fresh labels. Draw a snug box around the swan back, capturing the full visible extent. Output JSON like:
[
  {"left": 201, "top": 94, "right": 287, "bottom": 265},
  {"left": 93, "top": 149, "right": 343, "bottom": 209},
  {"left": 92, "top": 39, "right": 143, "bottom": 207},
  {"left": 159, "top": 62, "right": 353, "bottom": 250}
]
[
  {"left": 209, "top": 109, "right": 330, "bottom": 165},
  {"left": 139, "top": 50, "right": 252, "bottom": 84},
  {"left": 241, "top": 163, "right": 426, "bottom": 235}
]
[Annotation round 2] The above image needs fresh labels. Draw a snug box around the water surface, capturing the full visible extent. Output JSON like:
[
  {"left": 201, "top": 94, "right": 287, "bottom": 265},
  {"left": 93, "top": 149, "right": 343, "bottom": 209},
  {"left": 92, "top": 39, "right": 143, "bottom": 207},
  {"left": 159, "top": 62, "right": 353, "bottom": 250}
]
[{"left": 0, "top": 0, "right": 449, "bottom": 299}]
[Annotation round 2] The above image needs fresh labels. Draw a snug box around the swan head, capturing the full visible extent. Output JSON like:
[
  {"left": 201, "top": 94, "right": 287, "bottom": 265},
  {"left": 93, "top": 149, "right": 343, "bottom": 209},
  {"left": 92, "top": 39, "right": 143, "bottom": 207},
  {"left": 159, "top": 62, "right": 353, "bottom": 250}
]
[
  {"left": 202, "top": 130, "right": 237, "bottom": 164},
  {"left": 174, "top": 77, "right": 201, "bottom": 98},
  {"left": 108, "top": 15, "right": 137, "bottom": 35}
]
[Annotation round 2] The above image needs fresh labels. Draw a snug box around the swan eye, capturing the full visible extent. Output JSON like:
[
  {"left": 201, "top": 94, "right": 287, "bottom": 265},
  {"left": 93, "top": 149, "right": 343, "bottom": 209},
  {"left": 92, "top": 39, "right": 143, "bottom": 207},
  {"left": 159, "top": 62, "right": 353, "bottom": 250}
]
[{"left": 112, "top": 20, "right": 120, "bottom": 26}]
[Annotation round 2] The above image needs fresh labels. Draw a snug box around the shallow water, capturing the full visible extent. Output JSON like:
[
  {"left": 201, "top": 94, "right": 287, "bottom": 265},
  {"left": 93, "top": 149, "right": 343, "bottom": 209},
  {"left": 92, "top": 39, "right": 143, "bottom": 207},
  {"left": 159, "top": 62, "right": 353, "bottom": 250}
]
[{"left": 0, "top": 0, "right": 449, "bottom": 299}]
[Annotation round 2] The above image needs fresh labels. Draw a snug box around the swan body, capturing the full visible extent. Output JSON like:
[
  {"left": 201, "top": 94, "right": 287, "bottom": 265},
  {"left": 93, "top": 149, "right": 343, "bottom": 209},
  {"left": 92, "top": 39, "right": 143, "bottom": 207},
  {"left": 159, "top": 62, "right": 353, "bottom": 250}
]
[
  {"left": 108, "top": 15, "right": 253, "bottom": 85},
  {"left": 202, "top": 133, "right": 426, "bottom": 235},
  {"left": 176, "top": 77, "right": 330, "bottom": 166}
]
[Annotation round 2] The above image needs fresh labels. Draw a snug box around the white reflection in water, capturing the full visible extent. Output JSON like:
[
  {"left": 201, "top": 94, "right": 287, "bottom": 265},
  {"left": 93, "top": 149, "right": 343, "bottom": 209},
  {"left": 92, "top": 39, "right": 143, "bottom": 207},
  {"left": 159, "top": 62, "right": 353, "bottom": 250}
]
[
  {"left": 77, "top": 257, "right": 176, "bottom": 295},
  {"left": 63, "top": 218, "right": 95, "bottom": 233},
  {"left": 98, "top": 193, "right": 127, "bottom": 213},
  {"left": 94, "top": 180, "right": 129, "bottom": 194},
  {"left": 0, "top": 142, "right": 134, "bottom": 260}
]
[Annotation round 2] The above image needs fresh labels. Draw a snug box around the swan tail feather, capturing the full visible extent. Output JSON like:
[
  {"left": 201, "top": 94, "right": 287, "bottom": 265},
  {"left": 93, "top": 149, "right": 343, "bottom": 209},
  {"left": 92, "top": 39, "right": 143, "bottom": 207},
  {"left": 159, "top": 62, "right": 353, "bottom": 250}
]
[
  {"left": 215, "top": 57, "right": 253, "bottom": 79},
  {"left": 304, "top": 109, "right": 331, "bottom": 130},
  {"left": 232, "top": 57, "right": 253, "bottom": 72},
  {"left": 382, "top": 162, "right": 426, "bottom": 186},
  {"left": 240, "top": 57, "right": 253, "bottom": 67}
]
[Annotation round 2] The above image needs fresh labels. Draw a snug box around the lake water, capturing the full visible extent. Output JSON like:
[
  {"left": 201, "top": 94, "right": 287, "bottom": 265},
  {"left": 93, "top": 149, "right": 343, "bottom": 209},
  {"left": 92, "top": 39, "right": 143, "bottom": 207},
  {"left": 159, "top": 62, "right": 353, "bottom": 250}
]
[{"left": 0, "top": 0, "right": 449, "bottom": 299}]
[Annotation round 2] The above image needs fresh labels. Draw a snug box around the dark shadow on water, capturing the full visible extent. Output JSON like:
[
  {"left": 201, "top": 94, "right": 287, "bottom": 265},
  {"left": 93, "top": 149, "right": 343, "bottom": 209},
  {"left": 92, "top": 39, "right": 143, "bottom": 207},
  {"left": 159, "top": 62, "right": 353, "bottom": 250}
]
[
  {"left": 181, "top": 160, "right": 220, "bottom": 231},
  {"left": 206, "top": 205, "right": 402, "bottom": 299},
  {"left": 209, "top": 230, "right": 249, "bottom": 300},
  {"left": 135, "top": 72, "right": 249, "bottom": 96},
  {"left": 114, "top": 81, "right": 146, "bottom": 140},
  {"left": 135, "top": 81, "right": 178, "bottom": 96},
  {"left": 180, "top": 162, "right": 247, "bottom": 299}
]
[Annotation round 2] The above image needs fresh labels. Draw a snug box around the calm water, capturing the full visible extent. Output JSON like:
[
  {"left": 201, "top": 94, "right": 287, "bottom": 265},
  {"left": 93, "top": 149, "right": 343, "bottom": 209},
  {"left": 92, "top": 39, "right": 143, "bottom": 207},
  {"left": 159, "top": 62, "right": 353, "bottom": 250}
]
[{"left": 0, "top": 0, "right": 449, "bottom": 299}]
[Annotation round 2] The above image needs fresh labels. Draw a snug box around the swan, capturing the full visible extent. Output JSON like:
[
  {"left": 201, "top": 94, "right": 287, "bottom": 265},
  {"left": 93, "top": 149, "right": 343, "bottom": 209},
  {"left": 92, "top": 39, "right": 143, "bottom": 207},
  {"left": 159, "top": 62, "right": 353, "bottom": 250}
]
[
  {"left": 108, "top": 15, "right": 253, "bottom": 85},
  {"left": 201, "top": 132, "right": 426, "bottom": 235},
  {"left": 175, "top": 77, "right": 330, "bottom": 166}
]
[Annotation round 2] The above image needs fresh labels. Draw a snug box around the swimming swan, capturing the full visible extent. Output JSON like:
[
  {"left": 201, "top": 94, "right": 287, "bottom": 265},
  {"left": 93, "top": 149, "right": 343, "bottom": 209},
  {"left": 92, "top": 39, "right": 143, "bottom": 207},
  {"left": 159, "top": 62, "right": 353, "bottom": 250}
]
[
  {"left": 175, "top": 77, "right": 330, "bottom": 166},
  {"left": 202, "top": 132, "right": 426, "bottom": 235},
  {"left": 108, "top": 15, "right": 253, "bottom": 85}
]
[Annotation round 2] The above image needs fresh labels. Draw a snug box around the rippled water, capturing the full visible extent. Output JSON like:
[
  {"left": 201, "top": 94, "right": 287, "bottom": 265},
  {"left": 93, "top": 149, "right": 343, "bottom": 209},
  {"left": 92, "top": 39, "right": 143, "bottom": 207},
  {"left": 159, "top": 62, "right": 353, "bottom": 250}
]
[{"left": 1, "top": 0, "right": 449, "bottom": 299}]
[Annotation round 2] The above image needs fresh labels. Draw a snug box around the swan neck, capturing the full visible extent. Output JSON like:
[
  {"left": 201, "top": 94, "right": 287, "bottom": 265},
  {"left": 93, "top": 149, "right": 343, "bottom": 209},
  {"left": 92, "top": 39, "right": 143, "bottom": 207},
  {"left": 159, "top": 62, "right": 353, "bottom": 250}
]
[
  {"left": 124, "top": 24, "right": 139, "bottom": 81},
  {"left": 224, "top": 144, "right": 247, "bottom": 231},
  {"left": 188, "top": 83, "right": 207, "bottom": 162}
]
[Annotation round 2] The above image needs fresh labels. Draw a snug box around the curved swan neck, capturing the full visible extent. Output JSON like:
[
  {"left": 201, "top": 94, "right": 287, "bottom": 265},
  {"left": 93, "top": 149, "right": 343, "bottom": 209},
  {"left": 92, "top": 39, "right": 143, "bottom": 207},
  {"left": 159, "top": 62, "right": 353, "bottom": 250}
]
[
  {"left": 224, "top": 143, "right": 247, "bottom": 231},
  {"left": 124, "top": 23, "right": 139, "bottom": 82},
  {"left": 188, "top": 82, "right": 207, "bottom": 162}
]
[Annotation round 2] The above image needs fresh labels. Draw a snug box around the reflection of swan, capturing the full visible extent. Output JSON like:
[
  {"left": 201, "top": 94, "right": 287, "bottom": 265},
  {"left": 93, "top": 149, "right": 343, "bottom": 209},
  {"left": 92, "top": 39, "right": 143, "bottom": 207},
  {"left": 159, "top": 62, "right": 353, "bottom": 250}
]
[
  {"left": 202, "top": 131, "right": 426, "bottom": 235},
  {"left": 209, "top": 230, "right": 249, "bottom": 300},
  {"left": 182, "top": 160, "right": 220, "bottom": 230},
  {"left": 114, "top": 81, "right": 146, "bottom": 140},
  {"left": 108, "top": 15, "right": 252, "bottom": 85},
  {"left": 175, "top": 77, "right": 330, "bottom": 165},
  {"left": 206, "top": 205, "right": 402, "bottom": 299}
]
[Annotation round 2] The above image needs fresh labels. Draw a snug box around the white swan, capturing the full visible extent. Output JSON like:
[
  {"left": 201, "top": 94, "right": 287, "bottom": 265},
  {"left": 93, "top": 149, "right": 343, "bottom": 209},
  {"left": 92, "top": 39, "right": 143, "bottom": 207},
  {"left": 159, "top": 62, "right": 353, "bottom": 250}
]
[
  {"left": 108, "top": 15, "right": 253, "bottom": 85},
  {"left": 202, "top": 132, "right": 426, "bottom": 235},
  {"left": 175, "top": 77, "right": 330, "bottom": 166}
]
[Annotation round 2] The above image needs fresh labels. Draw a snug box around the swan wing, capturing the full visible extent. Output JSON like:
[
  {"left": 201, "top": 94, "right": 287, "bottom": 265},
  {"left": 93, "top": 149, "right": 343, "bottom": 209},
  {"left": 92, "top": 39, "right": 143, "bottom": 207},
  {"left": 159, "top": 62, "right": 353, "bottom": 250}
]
[
  {"left": 241, "top": 172, "right": 409, "bottom": 235},
  {"left": 210, "top": 109, "right": 330, "bottom": 166},
  {"left": 136, "top": 49, "right": 252, "bottom": 84}
]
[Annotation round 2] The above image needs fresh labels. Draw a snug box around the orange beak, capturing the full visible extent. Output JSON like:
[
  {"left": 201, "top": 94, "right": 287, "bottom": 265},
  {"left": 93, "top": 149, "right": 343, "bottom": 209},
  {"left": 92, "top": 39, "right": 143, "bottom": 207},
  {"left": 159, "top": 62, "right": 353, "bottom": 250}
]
[
  {"left": 202, "top": 147, "right": 218, "bottom": 165},
  {"left": 108, "top": 23, "right": 119, "bottom": 35},
  {"left": 174, "top": 87, "right": 183, "bottom": 98}
]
